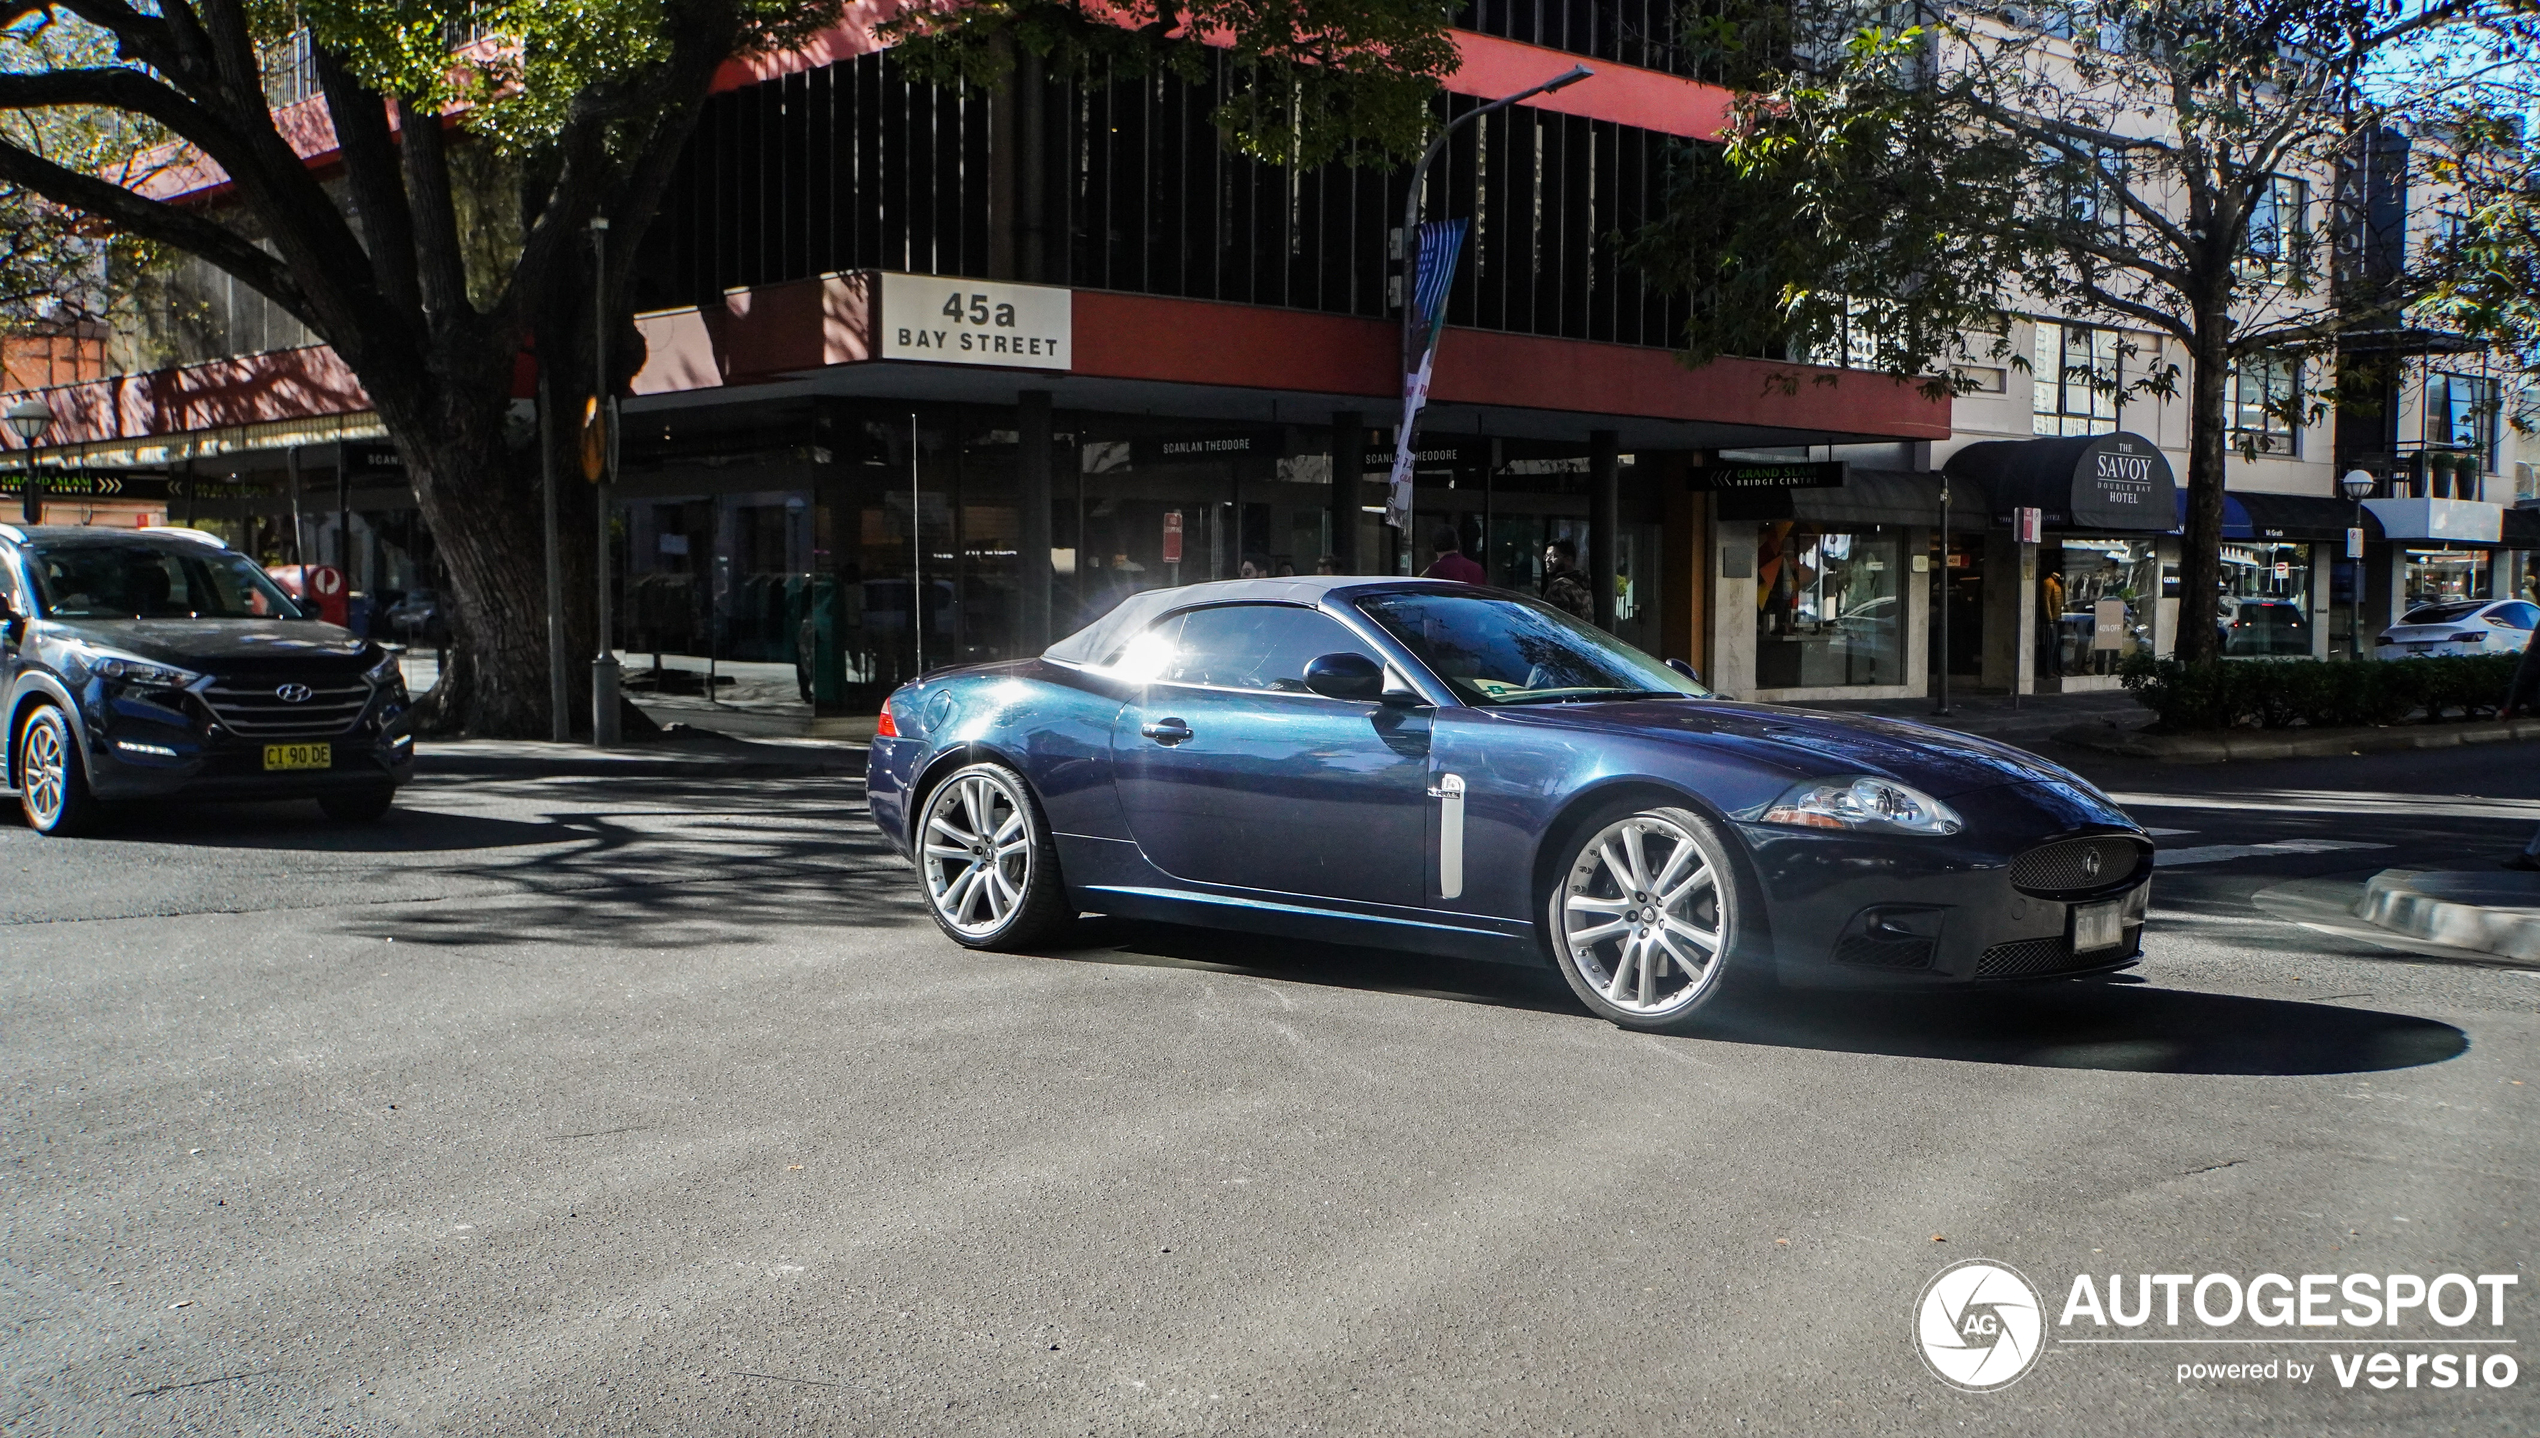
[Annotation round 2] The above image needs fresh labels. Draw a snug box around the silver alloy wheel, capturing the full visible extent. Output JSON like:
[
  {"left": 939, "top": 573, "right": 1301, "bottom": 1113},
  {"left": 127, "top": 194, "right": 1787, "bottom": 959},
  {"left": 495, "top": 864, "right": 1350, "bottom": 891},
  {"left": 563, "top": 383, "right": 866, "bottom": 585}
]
[
  {"left": 920, "top": 769, "right": 1035, "bottom": 937},
  {"left": 1556, "top": 811, "right": 1728, "bottom": 1017},
  {"left": 22, "top": 713, "right": 67, "bottom": 830}
]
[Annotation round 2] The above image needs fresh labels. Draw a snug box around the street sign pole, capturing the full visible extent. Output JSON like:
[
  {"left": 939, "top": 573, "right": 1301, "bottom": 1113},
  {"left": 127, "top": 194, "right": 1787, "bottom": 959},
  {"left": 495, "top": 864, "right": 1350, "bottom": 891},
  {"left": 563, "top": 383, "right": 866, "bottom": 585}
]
[{"left": 589, "top": 217, "right": 621, "bottom": 748}]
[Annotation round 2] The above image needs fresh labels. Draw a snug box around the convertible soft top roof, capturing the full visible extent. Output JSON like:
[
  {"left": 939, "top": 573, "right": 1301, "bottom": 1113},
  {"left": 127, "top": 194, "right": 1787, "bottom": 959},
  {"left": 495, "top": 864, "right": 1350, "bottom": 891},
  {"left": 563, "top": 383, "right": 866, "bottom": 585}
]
[{"left": 1042, "top": 576, "right": 1477, "bottom": 665}]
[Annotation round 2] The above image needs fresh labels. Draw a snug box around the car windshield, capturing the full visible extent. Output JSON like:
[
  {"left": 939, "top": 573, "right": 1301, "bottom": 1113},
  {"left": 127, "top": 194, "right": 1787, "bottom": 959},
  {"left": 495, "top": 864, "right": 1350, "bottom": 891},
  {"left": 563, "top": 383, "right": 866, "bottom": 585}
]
[
  {"left": 1355, "top": 590, "right": 1709, "bottom": 705},
  {"left": 26, "top": 542, "right": 305, "bottom": 620},
  {"left": 2399, "top": 600, "right": 2486, "bottom": 625}
]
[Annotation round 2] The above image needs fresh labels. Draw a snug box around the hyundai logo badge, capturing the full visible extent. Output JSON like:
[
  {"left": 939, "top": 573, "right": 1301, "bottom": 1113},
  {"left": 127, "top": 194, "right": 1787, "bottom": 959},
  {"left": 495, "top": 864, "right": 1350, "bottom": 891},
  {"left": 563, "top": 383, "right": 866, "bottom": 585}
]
[
  {"left": 275, "top": 683, "right": 316, "bottom": 703},
  {"left": 2080, "top": 850, "right": 2102, "bottom": 880}
]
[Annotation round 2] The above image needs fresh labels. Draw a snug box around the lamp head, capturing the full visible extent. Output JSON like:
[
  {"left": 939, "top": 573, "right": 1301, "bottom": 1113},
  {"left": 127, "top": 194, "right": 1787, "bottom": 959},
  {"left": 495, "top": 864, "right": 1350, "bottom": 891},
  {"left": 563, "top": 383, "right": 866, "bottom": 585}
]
[
  {"left": 5, "top": 397, "right": 53, "bottom": 444},
  {"left": 1545, "top": 65, "right": 1593, "bottom": 92},
  {"left": 2339, "top": 468, "right": 2376, "bottom": 501}
]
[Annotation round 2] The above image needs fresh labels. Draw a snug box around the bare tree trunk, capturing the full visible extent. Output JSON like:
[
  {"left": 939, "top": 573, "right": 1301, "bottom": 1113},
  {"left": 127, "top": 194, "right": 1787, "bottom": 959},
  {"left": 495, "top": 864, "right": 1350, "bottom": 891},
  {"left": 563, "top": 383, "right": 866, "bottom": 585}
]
[{"left": 2175, "top": 323, "right": 2232, "bottom": 667}]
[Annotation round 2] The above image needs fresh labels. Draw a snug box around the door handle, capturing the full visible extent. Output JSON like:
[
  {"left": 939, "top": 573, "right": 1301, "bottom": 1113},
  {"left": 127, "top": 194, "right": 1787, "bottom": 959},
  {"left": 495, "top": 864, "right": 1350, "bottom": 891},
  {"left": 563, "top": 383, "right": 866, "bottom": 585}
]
[{"left": 1140, "top": 718, "right": 1193, "bottom": 746}]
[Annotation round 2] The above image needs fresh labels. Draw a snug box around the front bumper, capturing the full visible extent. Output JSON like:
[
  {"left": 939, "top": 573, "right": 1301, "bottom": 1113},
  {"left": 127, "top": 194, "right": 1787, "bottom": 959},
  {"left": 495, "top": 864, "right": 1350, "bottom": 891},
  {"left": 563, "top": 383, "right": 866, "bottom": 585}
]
[
  {"left": 76, "top": 684, "right": 414, "bottom": 802},
  {"left": 1739, "top": 781, "right": 2152, "bottom": 989}
]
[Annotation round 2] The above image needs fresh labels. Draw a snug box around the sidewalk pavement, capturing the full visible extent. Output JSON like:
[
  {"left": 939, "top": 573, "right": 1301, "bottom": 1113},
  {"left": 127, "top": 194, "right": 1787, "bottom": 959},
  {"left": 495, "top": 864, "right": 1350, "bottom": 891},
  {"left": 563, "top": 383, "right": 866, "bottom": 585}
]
[{"left": 2354, "top": 868, "right": 2540, "bottom": 963}]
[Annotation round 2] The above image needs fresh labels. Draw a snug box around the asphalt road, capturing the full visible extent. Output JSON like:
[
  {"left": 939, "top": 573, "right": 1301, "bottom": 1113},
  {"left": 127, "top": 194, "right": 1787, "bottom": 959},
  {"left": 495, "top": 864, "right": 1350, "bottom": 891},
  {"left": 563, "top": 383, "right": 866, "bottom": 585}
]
[{"left": 4, "top": 740, "right": 2537, "bottom": 1435}]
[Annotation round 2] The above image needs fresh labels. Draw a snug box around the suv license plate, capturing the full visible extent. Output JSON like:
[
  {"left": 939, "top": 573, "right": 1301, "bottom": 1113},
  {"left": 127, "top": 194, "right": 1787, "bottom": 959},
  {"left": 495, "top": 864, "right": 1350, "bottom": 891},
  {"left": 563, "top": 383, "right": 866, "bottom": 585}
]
[
  {"left": 2073, "top": 898, "right": 2125, "bottom": 955},
  {"left": 263, "top": 743, "right": 332, "bottom": 771}
]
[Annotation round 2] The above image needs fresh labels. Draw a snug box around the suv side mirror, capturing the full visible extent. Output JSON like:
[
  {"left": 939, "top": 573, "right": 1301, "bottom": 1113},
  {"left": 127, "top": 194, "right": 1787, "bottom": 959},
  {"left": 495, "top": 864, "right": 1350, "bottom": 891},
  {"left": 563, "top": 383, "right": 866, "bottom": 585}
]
[
  {"left": 1303, "top": 651, "right": 1384, "bottom": 701},
  {"left": 1666, "top": 657, "right": 1704, "bottom": 687}
]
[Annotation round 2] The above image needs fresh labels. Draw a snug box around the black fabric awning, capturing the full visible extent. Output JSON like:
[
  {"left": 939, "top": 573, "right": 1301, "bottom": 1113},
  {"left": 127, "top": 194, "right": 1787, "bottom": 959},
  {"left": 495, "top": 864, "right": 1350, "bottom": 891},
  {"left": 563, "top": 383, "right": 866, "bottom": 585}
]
[
  {"left": 1715, "top": 468, "right": 1987, "bottom": 531},
  {"left": 1943, "top": 431, "right": 2178, "bottom": 533},
  {"left": 2232, "top": 491, "right": 2362, "bottom": 543}
]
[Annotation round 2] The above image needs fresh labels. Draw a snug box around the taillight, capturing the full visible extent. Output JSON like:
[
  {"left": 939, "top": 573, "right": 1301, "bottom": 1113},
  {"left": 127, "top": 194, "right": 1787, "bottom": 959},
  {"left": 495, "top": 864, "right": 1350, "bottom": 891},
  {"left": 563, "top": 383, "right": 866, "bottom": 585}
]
[{"left": 875, "top": 701, "right": 899, "bottom": 738}]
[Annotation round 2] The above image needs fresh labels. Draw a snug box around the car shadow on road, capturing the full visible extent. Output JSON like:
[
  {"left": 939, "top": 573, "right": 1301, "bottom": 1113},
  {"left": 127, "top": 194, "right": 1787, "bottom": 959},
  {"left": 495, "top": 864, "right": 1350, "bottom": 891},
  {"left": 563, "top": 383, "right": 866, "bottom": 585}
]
[
  {"left": 68, "top": 797, "right": 563, "bottom": 852},
  {"left": 1691, "top": 981, "right": 2467, "bottom": 1076},
  {"left": 1039, "top": 921, "right": 2465, "bottom": 1076}
]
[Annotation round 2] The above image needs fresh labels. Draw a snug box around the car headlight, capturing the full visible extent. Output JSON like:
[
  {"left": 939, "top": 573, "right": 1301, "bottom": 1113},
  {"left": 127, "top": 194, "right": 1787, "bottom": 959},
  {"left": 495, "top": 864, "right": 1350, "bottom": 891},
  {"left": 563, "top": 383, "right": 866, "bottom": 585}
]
[
  {"left": 363, "top": 651, "right": 406, "bottom": 688},
  {"left": 1760, "top": 776, "right": 1964, "bottom": 836},
  {"left": 72, "top": 647, "right": 200, "bottom": 689}
]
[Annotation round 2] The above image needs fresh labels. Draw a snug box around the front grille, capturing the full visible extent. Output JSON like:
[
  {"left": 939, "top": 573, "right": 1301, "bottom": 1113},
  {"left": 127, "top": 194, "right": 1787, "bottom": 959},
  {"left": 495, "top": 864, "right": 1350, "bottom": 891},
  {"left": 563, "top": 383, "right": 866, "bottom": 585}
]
[
  {"left": 1832, "top": 933, "right": 1936, "bottom": 970},
  {"left": 2009, "top": 836, "right": 2142, "bottom": 896},
  {"left": 199, "top": 681, "right": 371, "bottom": 738}
]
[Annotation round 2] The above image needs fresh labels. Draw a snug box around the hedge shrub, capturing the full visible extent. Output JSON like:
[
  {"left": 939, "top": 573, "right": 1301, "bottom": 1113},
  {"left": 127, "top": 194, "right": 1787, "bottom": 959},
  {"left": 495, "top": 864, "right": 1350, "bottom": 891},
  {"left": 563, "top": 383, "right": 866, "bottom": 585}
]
[{"left": 2116, "top": 653, "right": 2521, "bottom": 731}]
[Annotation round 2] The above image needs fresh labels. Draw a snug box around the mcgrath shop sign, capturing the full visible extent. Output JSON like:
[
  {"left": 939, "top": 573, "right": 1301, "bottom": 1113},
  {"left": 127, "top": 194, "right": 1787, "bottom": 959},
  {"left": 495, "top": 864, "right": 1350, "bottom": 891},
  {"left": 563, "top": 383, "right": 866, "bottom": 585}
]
[
  {"left": 878, "top": 274, "right": 1071, "bottom": 371},
  {"left": 1916, "top": 1261, "right": 2521, "bottom": 1397}
]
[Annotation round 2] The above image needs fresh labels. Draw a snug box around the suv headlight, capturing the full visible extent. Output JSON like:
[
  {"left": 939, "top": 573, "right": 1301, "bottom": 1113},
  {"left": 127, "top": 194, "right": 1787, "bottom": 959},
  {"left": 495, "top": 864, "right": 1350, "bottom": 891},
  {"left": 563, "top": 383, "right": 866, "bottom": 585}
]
[
  {"left": 1760, "top": 776, "right": 1964, "bottom": 836},
  {"left": 71, "top": 646, "right": 200, "bottom": 689},
  {"left": 363, "top": 650, "right": 406, "bottom": 688}
]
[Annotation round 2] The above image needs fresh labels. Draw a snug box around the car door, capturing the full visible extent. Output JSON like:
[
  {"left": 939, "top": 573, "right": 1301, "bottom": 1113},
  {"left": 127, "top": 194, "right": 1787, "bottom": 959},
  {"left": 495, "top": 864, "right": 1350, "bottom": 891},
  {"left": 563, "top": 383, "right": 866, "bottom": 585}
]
[{"left": 1112, "top": 602, "right": 1430, "bottom": 905}]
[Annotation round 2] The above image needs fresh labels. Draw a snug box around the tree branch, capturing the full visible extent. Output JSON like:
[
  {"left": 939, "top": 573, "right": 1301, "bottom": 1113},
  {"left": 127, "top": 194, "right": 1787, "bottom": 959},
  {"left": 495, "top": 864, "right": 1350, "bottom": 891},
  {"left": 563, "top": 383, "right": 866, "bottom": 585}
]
[
  {"left": 309, "top": 42, "right": 421, "bottom": 318},
  {"left": 0, "top": 136, "right": 313, "bottom": 326},
  {"left": 391, "top": 94, "right": 471, "bottom": 325}
]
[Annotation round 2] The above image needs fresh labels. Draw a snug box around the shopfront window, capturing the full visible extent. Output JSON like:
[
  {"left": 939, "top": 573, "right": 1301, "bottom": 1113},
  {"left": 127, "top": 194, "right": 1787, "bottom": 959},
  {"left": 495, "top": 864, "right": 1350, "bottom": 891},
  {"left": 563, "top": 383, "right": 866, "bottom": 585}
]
[
  {"left": 1756, "top": 523, "right": 1904, "bottom": 690},
  {"left": 2404, "top": 549, "right": 2492, "bottom": 608},
  {"left": 2219, "top": 541, "right": 2312, "bottom": 657},
  {"left": 2043, "top": 539, "right": 2159, "bottom": 676}
]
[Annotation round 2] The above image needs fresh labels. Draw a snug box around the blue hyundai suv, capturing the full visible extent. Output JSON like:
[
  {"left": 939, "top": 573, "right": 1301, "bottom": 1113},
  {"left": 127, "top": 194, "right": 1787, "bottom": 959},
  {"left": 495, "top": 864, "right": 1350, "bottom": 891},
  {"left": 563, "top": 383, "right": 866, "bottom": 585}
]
[{"left": 0, "top": 524, "right": 415, "bottom": 835}]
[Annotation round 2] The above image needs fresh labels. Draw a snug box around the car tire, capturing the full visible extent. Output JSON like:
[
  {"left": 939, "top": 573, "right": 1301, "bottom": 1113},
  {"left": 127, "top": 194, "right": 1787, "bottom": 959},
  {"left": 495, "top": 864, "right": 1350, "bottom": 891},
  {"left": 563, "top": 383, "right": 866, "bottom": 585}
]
[
  {"left": 1544, "top": 801, "right": 1748, "bottom": 1034},
  {"left": 319, "top": 787, "right": 396, "bottom": 823},
  {"left": 914, "top": 761, "right": 1070, "bottom": 951},
  {"left": 17, "top": 704, "right": 101, "bottom": 837}
]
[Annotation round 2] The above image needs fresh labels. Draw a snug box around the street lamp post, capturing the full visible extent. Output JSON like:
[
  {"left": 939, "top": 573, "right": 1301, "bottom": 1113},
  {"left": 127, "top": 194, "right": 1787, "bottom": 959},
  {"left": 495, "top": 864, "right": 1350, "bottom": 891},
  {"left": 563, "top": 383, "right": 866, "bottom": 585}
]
[
  {"left": 2340, "top": 468, "right": 2376, "bottom": 662},
  {"left": 6, "top": 397, "right": 55, "bottom": 525},
  {"left": 589, "top": 216, "right": 622, "bottom": 748},
  {"left": 1394, "top": 66, "right": 1591, "bottom": 570}
]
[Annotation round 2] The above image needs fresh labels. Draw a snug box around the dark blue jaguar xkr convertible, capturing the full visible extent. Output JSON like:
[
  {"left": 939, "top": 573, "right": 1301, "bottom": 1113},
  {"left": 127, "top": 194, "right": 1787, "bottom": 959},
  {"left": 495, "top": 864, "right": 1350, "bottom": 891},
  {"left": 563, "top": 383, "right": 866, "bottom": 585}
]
[{"left": 867, "top": 578, "right": 2150, "bottom": 1033}]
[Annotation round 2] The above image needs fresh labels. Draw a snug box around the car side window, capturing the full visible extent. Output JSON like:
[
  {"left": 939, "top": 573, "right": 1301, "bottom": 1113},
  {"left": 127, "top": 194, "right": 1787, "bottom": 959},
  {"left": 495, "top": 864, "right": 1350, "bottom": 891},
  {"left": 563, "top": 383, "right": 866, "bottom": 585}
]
[
  {"left": 2492, "top": 602, "right": 2540, "bottom": 630},
  {"left": 1164, "top": 604, "right": 1379, "bottom": 693}
]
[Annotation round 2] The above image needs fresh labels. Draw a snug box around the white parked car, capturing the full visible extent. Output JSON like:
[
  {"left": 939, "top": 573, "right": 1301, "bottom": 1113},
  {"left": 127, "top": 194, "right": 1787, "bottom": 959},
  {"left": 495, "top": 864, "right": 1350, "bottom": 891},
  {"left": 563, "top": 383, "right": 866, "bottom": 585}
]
[{"left": 2375, "top": 598, "right": 2539, "bottom": 658}]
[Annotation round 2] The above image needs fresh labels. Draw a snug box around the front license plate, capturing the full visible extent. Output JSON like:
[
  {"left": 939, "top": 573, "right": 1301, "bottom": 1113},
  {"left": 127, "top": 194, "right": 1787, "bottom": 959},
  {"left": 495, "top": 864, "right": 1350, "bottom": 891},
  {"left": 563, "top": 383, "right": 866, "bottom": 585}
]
[
  {"left": 2072, "top": 898, "right": 2125, "bottom": 955},
  {"left": 262, "top": 743, "right": 332, "bottom": 771}
]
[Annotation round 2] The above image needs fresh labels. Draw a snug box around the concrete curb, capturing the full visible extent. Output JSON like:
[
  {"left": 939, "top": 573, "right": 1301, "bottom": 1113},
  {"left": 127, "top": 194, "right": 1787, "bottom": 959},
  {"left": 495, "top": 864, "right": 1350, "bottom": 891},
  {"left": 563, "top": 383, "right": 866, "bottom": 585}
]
[
  {"left": 414, "top": 737, "right": 868, "bottom": 780},
  {"left": 2353, "top": 868, "right": 2540, "bottom": 962},
  {"left": 2053, "top": 716, "right": 2540, "bottom": 763}
]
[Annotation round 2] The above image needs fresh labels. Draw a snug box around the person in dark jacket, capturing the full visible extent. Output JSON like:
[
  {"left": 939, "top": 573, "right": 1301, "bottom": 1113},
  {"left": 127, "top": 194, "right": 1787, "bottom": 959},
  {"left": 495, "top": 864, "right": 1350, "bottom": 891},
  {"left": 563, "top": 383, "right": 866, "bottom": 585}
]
[
  {"left": 1539, "top": 537, "right": 1596, "bottom": 623},
  {"left": 2505, "top": 634, "right": 2540, "bottom": 869}
]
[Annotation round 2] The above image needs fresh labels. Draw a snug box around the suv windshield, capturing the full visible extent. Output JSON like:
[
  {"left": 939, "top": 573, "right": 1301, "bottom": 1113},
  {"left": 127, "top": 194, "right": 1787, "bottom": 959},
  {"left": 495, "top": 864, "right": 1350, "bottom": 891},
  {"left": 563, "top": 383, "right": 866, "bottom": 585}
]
[
  {"left": 1356, "top": 590, "right": 1709, "bottom": 705},
  {"left": 26, "top": 543, "right": 305, "bottom": 621}
]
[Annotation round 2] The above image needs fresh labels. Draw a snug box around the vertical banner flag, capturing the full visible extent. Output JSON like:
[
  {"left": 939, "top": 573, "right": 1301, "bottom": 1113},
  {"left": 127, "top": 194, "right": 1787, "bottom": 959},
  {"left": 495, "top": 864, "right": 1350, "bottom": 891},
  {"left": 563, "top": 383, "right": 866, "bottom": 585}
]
[{"left": 1387, "top": 219, "right": 1468, "bottom": 532}]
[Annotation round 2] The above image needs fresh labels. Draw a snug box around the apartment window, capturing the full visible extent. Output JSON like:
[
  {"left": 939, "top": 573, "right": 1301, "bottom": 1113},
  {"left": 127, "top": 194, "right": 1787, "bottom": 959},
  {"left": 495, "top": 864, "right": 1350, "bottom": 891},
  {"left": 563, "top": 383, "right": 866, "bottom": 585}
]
[
  {"left": 2032, "top": 321, "right": 2118, "bottom": 436},
  {"left": 2232, "top": 352, "right": 2300, "bottom": 455},
  {"left": 2424, "top": 372, "right": 2498, "bottom": 466},
  {"left": 2245, "top": 175, "right": 2308, "bottom": 276}
]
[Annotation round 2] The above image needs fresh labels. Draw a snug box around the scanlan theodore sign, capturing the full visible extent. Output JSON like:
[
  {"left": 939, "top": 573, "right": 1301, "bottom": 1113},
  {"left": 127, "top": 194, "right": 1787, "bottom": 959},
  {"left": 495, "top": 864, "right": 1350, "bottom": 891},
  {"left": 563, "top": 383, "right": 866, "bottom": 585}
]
[{"left": 878, "top": 274, "right": 1071, "bottom": 372}]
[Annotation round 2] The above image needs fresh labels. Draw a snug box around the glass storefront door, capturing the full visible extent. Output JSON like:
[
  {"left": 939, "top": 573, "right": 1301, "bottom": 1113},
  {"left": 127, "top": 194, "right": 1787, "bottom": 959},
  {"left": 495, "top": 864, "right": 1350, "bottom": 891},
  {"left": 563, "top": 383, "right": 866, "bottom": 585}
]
[
  {"left": 2040, "top": 537, "right": 2160, "bottom": 678},
  {"left": 2219, "top": 541, "right": 2312, "bottom": 657},
  {"left": 1756, "top": 523, "right": 1905, "bottom": 690}
]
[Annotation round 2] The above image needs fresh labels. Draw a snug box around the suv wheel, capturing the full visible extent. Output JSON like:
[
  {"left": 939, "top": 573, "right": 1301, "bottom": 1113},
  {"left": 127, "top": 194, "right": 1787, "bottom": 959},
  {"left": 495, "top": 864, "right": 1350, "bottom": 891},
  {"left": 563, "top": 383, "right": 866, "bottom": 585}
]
[
  {"left": 18, "top": 705, "right": 101, "bottom": 837},
  {"left": 319, "top": 787, "right": 396, "bottom": 823}
]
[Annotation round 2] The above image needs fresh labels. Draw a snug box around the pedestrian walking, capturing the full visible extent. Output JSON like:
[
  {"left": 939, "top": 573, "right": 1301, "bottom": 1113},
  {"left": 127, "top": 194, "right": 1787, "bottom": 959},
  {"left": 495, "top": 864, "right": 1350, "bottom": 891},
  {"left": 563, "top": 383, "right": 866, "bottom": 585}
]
[
  {"left": 1423, "top": 525, "right": 1486, "bottom": 585},
  {"left": 1539, "top": 537, "right": 1595, "bottom": 623}
]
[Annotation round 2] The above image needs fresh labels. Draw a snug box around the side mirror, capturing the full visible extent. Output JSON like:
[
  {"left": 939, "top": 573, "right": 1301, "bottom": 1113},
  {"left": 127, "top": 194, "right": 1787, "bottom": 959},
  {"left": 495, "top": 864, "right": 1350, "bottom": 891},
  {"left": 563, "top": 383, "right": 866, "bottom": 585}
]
[
  {"left": 1666, "top": 657, "right": 1704, "bottom": 687},
  {"left": 1303, "top": 651, "right": 1384, "bottom": 701}
]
